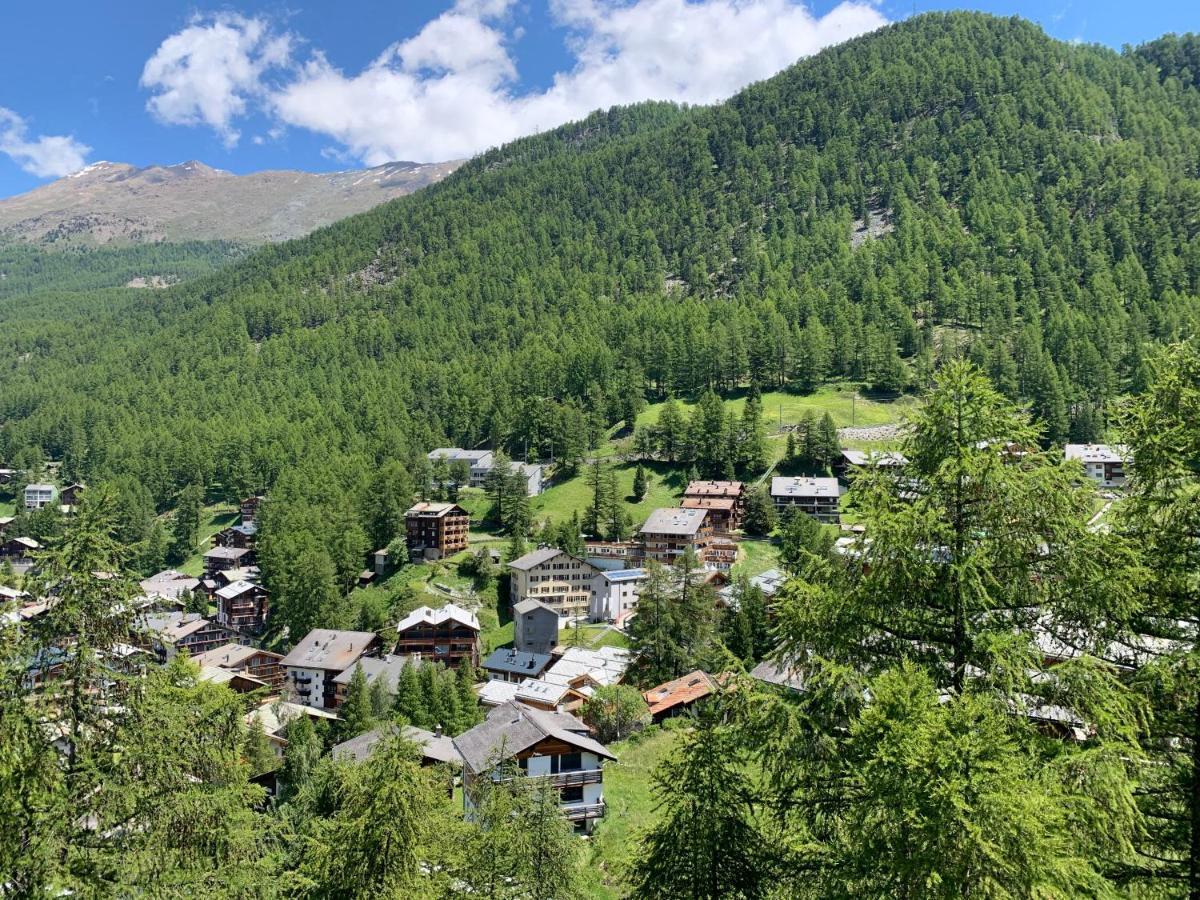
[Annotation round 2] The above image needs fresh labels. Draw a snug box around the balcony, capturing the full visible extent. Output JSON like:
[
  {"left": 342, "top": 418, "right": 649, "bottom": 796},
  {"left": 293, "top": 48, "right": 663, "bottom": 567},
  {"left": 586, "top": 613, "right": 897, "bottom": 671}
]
[
  {"left": 561, "top": 801, "right": 606, "bottom": 822},
  {"left": 521, "top": 768, "right": 603, "bottom": 788}
]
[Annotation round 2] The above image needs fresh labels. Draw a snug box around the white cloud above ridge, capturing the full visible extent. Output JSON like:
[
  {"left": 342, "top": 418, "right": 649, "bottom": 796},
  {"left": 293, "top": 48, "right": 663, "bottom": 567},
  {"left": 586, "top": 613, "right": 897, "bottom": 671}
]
[
  {"left": 140, "top": 12, "right": 292, "bottom": 148},
  {"left": 142, "top": 0, "right": 887, "bottom": 165},
  {"left": 0, "top": 107, "right": 91, "bottom": 178}
]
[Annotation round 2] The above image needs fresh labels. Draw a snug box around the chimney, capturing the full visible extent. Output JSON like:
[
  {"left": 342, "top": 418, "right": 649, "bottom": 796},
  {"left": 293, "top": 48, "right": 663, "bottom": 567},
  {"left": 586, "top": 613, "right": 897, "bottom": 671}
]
[{"left": 435, "top": 723, "right": 443, "bottom": 737}]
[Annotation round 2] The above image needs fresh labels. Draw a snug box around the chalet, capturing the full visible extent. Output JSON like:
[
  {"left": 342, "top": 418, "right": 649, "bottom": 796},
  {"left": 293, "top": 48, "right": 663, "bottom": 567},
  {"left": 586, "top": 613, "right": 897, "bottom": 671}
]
[
  {"left": 333, "top": 723, "right": 459, "bottom": 768},
  {"left": 833, "top": 449, "right": 908, "bottom": 479},
  {"left": 214, "top": 580, "right": 270, "bottom": 632},
  {"left": 682, "top": 480, "right": 744, "bottom": 531},
  {"left": 633, "top": 507, "right": 714, "bottom": 568},
  {"left": 203, "top": 545, "right": 253, "bottom": 576},
  {"left": 58, "top": 482, "right": 85, "bottom": 508},
  {"left": 240, "top": 495, "right": 265, "bottom": 524},
  {"left": 246, "top": 699, "right": 338, "bottom": 760},
  {"left": 215, "top": 521, "right": 258, "bottom": 549},
  {"left": 1064, "top": 443, "right": 1129, "bottom": 488},
  {"left": 455, "top": 701, "right": 616, "bottom": 832},
  {"left": 508, "top": 548, "right": 599, "bottom": 620},
  {"left": 643, "top": 670, "right": 720, "bottom": 722},
  {"left": 191, "top": 642, "right": 285, "bottom": 688},
  {"left": 770, "top": 476, "right": 843, "bottom": 524},
  {"left": 0, "top": 468, "right": 15, "bottom": 484},
  {"left": 718, "top": 567, "right": 786, "bottom": 608},
  {"left": 1, "top": 536, "right": 40, "bottom": 560},
  {"left": 589, "top": 568, "right": 646, "bottom": 623},
  {"left": 23, "top": 484, "right": 56, "bottom": 510},
  {"left": 513, "top": 598, "right": 560, "bottom": 653},
  {"left": 482, "top": 647, "right": 553, "bottom": 683},
  {"left": 141, "top": 611, "right": 246, "bottom": 660},
  {"left": 199, "top": 665, "right": 269, "bottom": 693},
  {"left": 331, "top": 654, "right": 411, "bottom": 705},
  {"left": 0, "top": 516, "right": 13, "bottom": 536},
  {"left": 749, "top": 659, "right": 808, "bottom": 693},
  {"left": 395, "top": 604, "right": 480, "bottom": 667},
  {"left": 281, "top": 629, "right": 380, "bottom": 710},
  {"left": 405, "top": 502, "right": 470, "bottom": 560},
  {"left": 140, "top": 569, "right": 201, "bottom": 602}
]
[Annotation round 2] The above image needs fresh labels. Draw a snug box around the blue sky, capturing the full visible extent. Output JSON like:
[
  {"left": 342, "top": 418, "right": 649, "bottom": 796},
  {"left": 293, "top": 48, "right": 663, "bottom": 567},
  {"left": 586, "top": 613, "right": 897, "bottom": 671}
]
[{"left": 0, "top": 0, "right": 1195, "bottom": 198}]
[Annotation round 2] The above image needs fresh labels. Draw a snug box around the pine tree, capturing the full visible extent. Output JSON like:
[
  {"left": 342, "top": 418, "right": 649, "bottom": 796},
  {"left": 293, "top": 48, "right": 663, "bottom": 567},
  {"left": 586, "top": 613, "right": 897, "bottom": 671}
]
[
  {"left": 741, "top": 484, "right": 777, "bottom": 536},
  {"left": 629, "top": 703, "right": 774, "bottom": 899},
  {"left": 393, "top": 660, "right": 425, "bottom": 727},
  {"left": 455, "top": 659, "right": 481, "bottom": 732},
  {"left": 169, "top": 482, "right": 204, "bottom": 564},
  {"left": 280, "top": 711, "right": 323, "bottom": 800},
  {"left": 632, "top": 463, "right": 648, "bottom": 502}
]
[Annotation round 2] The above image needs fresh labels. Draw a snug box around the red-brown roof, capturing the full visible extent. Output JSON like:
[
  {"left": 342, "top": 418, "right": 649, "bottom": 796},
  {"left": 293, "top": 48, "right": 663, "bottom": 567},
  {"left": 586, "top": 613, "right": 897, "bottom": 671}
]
[
  {"left": 680, "top": 496, "right": 736, "bottom": 511},
  {"left": 643, "top": 670, "right": 718, "bottom": 717},
  {"left": 684, "top": 480, "right": 743, "bottom": 499}
]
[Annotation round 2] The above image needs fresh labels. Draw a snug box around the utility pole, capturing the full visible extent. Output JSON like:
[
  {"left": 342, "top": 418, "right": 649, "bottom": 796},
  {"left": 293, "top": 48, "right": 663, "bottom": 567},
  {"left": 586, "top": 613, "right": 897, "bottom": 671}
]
[{"left": 852, "top": 392, "right": 857, "bottom": 426}]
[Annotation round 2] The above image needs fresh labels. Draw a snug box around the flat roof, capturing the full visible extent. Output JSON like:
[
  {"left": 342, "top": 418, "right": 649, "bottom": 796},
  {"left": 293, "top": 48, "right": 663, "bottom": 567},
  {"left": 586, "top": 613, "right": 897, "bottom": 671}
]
[{"left": 770, "top": 476, "right": 842, "bottom": 499}]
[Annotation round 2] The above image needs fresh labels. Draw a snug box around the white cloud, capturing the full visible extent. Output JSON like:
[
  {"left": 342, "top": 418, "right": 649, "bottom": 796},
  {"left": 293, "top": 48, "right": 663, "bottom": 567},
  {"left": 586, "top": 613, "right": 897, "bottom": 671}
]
[
  {"left": 145, "top": 0, "right": 886, "bottom": 163},
  {"left": 140, "top": 13, "right": 292, "bottom": 148},
  {"left": 0, "top": 107, "right": 91, "bottom": 178}
]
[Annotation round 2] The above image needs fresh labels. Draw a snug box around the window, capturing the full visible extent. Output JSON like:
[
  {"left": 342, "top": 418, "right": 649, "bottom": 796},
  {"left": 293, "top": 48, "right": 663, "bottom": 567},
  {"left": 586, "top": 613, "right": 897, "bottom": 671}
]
[
  {"left": 560, "top": 785, "right": 583, "bottom": 804},
  {"left": 552, "top": 752, "right": 582, "bottom": 773}
]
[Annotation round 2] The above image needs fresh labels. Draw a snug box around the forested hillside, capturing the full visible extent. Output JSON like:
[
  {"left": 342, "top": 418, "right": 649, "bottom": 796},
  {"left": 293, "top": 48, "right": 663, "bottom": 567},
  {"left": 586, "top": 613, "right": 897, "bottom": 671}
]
[{"left": 0, "top": 12, "right": 1198, "bottom": 509}]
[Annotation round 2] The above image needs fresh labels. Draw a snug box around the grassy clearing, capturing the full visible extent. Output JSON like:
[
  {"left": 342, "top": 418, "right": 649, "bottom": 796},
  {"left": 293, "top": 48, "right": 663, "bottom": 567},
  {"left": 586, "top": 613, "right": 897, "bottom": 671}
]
[
  {"left": 578, "top": 723, "right": 685, "bottom": 899},
  {"left": 562, "top": 622, "right": 632, "bottom": 651},
  {"left": 535, "top": 461, "right": 682, "bottom": 527},
  {"left": 635, "top": 384, "right": 912, "bottom": 433},
  {"left": 733, "top": 538, "right": 782, "bottom": 577},
  {"left": 177, "top": 504, "right": 239, "bottom": 576}
]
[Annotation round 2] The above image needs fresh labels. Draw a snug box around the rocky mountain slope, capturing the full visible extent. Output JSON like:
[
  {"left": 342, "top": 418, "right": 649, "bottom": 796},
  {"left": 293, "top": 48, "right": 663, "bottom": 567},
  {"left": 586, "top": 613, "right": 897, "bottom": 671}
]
[{"left": 0, "top": 158, "right": 462, "bottom": 246}]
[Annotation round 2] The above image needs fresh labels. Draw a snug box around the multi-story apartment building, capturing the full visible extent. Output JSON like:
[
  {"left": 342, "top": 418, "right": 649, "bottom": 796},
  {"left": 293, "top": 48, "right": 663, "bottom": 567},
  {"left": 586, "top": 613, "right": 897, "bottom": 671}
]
[
  {"left": 214, "top": 579, "right": 270, "bottom": 633},
  {"left": 632, "top": 507, "right": 714, "bottom": 568},
  {"left": 681, "top": 480, "right": 745, "bottom": 531},
  {"left": 280, "top": 629, "right": 380, "bottom": 710},
  {"left": 1064, "top": 443, "right": 1129, "bottom": 488},
  {"left": 404, "top": 502, "right": 470, "bottom": 560},
  {"left": 454, "top": 700, "right": 617, "bottom": 833},
  {"left": 394, "top": 604, "right": 481, "bottom": 666},
  {"left": 23, "top": 483, "right": 57, "bottom": 510},
  {"left": 769, "top": 476, "right": 844, "bottom": 524},
  {"left": 508, "top": 548, "right": 600, "bottom": 619},
  {"left": 191, "top": 642, "right": 285, "bottom": 688}
]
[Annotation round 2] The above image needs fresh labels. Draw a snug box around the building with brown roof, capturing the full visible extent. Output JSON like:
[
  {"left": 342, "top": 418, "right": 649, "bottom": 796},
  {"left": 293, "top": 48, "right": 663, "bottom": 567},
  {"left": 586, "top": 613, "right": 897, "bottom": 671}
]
[
  {"left": 214, "top": 580, "right": 270, "bottom": 633},
  {"left": 191, "top": 642, "right": 285, "bottom": 688},
  {"left": 682, "top": 480, "right": 744, "bottom": 531},
  {"left": 405, "top": 502, "right": 469, "bottom": 560},
  {"left": 394, "top": 604, "right": 480, "bottom": 666},
  {"left": 281, "top": 629, "right": 380, "bottom": 709},
  {"left": 642, "top": 670, "right": 720, "bottom": 722}
]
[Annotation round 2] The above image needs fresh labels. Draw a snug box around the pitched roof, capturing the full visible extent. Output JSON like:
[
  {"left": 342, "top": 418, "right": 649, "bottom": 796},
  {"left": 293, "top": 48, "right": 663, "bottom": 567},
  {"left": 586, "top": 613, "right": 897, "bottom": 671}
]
[
  {"left": 770, "top": 476, "right": 842, "bottom": 499},
  {"left": 452, "top": 700, "right": 616, "bottom": 773},
  {"left": 279, "top": 629, "right": 378, "bottom": 671},
  {"left": 513, "top": 598, "right": 557, "bottom": 616},
  {"left": 477, "top": 679, "right": 522, "bottom": 706},
  {"left": 191, "top": 642, "right": 281, "bottom": 669},
  {"left": 680, "top": 496, "right": 736, "bottom": 511},
  {"left": 427, "top": 448, "right": 493, "bottom": 464},
  {"left": 597, "top": 568, "right": 646, "bottom": 583},
  {"left": 395, "top": 603, "right": 480, "bottom": 634},
  {"left": 332, "top": 724, "right": 460, "bottom": 766},
  {"left": 331, "top": 653, "right": 411, "bottom": 687},
  {"left": 139, "top": 569, "right": 201, "bottom": 600},
  {"left": 683, "top": 480, "right": 743, "bottom": 497},
  {"left": 404, "top": 502, "right": 469, "bottom": 518},
  {"left": 508, "top": 547, "right": 569, "bottom": 571},
  {"left": 840, "top": 449, "right": 907, "bottom": 467},
  {"left": 639, "top": 507, "right": 708, "bottom": 536},
  {"left": 204, "top": 546, "right": 250, "bottom": 561},
  {"left": 246, "top": 699, "right": 338, "bottom": 736},
  {"left": 643, "top": 670, "right": 719, "bottom": 716},
  {"left": 546, "top": 645, "right": 631, "bottom": 687},
  {"left": 215, "top": 579, "right": 260, "bottom": 600},
  {"left": 482, "top": 647, "right": 552, "bottom": 677},
  {"left": 749, "top": 659, "right": 807, "bottom": 692},
  {"left": 1064, "top": 443, "right": 1129, "bottom": 464}
]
